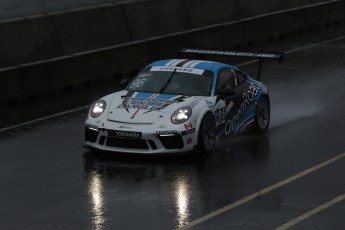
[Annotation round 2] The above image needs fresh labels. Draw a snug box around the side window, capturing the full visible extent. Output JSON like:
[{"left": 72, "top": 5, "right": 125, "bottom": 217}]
[
  {"left": 234, "top": 70, "right": 246, "bottom": 84},
  {"left": 217, "top": 69, "right": 235, "bottom": 91}
]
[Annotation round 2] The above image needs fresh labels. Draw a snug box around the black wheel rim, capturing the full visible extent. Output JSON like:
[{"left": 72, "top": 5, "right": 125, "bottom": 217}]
[
  {"left": 257, "top": 99, "right": 269, "bottom": 129},
  {"left": 202, "top": 116, "right": 215, "bottom": 150}
]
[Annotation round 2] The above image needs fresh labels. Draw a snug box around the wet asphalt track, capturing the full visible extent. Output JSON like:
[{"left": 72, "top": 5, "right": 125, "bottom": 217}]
[{"left": 1, "top": 35, "right": 345, "bottom": 230}]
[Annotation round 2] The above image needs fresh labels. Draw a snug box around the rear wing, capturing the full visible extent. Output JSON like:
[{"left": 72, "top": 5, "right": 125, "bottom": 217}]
[{"left": 179, "top": 48, "right": 284, "bottom": 81}]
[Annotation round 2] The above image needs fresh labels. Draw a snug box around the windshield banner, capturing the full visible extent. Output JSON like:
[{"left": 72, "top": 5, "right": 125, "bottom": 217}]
[{"left": 150, "top": 66, "right": 204, "bottom": 75}]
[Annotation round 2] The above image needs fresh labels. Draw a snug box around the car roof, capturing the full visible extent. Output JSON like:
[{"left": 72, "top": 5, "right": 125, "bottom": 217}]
[{"left": 148, "top": 59, "right": 239, "bottom": 72}]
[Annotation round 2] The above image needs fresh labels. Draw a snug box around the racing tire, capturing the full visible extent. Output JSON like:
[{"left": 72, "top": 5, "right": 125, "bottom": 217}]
[
  {"left": 196, "top": 113, "right": 216, "bottom": 154},
  {"left": 254, "top": 96, "right": 270, "bottom": 133}
]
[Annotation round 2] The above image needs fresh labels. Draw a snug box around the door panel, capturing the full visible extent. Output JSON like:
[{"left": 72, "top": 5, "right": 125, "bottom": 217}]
[{"left": 215, "top": 68, "right": 261, "bottom": 136}]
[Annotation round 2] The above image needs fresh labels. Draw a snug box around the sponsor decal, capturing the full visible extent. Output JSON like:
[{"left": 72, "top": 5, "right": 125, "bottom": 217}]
[
  {"left": 150, "top": 66, "right": 204, "bottom": 75},
  {"left": 121, "top": 91, "right": 136, "bottom": 113},
  {"left": 183, "top": 49, "right": 280, "bottom": 59},
  {"left": 182, "top": 128, "right": 195, "bottom": 136},
  {"left": 184, "top": 122, "right": 193, "bottom": 130},
  {"left": 130, "top": 93, "right": 159, "bottom": 119},
  {"left": 156, "top": 130, "right": 178, "bottom": 135},
  {"left": 138, "top": 73, "right": 151, "bottom": 78},
  {"left": 206, "top": 100, "right": 214, "bottom": 108},
  {"left": 187, "top": 137, "right": 193, "bottom": 145},
  {"left": 119, "top": 94, "right": 188, "bottom": 119},
  {"left": 108, "top": 130, "right": 142, "bottom": 139},
  {"left": 119, "top": 126, "right": 132, "bottom": 129},
  {"left": 159, "top": 124, "right": 166, "bottom": 128},
  {"left": 119, "top": 96, "right": 178, "bottom": 111},
  {"left": 225, "top": 81, "right": 261, "bottom": 135}
]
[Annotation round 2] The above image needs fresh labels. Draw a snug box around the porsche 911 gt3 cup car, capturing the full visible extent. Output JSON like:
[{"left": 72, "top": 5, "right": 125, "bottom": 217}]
[{"left": 84, "top": 48, "right": 283, "bottom": 154}]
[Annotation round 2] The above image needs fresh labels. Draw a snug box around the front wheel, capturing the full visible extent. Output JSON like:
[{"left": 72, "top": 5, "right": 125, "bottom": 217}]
[
  {"left": 196, "top": 113, "right": 216, "bottom": 154},
  {"left": 254, "top": 96, "right": 270, "bottom": 133}
]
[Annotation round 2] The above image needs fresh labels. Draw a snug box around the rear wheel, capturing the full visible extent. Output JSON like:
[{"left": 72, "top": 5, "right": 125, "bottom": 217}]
[
  {"left": 196, "top": 113, "right": 216, "bottom": 154},
  {"left": 254, "top": 96, "right": 270, "bottom": 133}
]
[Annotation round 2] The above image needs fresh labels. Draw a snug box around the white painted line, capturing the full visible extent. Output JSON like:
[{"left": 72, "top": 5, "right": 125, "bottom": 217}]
[
  {"left": 177, "top": 152, "right": 345, "bottom": 230},
  {"left": 0, "top": 105, "right": 89, "bottom": 133},
  {"left": 2, "top": 34, "right": 345, "bottom": 133},
  {"left": 275, "top": 193, "right": 345, "bottom": 230}
]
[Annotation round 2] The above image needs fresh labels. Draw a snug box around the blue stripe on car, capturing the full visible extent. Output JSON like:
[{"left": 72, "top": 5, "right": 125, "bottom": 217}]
[
  {"left": 135, "top": 92, "right": 155, "bottom": 98},
  {"left": 155, "top": 94, "right": 177, "bottom": 100},
  {"left": 134, "top": 92, "right": 176, "bottom": 101}
]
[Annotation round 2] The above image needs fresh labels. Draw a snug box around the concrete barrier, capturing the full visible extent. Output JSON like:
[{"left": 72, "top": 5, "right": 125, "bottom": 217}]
[
  {"left": 0, "top": 68, "right": 22, "bottom": 103},
  {"left": 0, "top": 0, "right": 338, "bottom": 68},
  {"left": 0, "top": 0, "right": 344, "bottom": 105},
  {"left": 122, "top": 0, "right": 191, "bottom": 40},
  {"left": 0, "top": 17, "right": 63, "bottom": 68},
  {"left": 51, "top": 5, "right": 131, "bottom": 55},
  {"left": 237, "top": 0, "right": 288, "bottom": 18},
  {"left": 177, "top": 0, "right": 240, "bottom": 28}
]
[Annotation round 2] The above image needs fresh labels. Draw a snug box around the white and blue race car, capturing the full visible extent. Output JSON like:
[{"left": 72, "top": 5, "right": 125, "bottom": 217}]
[{"left": 84, "top": 48, "right": 283, "bottom": 154}]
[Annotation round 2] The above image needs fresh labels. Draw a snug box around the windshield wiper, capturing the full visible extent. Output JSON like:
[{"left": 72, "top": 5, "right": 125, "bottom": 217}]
[{"left": 159, "top": 69, "right": 177, "bottom": 94}]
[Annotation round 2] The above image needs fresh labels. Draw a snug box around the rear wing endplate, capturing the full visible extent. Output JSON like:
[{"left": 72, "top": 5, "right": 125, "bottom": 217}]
[{"left": 179, "top": 48, "right": 284, "bottom": 80}]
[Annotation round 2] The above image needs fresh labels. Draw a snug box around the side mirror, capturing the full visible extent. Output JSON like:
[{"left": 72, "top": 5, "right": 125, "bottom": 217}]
[
  {"left": 120, "top": 79, "right": 130, "bottom": 89},
  {"left": 218, "top": 85, "right": 236, "bottom": 96}
]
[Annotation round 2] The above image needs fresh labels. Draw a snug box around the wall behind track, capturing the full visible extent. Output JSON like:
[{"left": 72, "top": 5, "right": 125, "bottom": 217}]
[
  {"left": 0, "top": 0, "right": 344, "bottom": 105},
  {"left": 0, "top": 0, "right": 334, "bottom": 67}
]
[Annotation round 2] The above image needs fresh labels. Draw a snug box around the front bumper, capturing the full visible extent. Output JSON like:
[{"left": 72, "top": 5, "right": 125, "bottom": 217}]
[{"left": 84, "top": 120, "right": 196, "bottom": 154}]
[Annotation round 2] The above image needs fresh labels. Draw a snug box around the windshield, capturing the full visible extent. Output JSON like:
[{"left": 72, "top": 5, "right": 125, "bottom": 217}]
[{"left": 127, "top": 66, "right": 213, "bottom": 96}]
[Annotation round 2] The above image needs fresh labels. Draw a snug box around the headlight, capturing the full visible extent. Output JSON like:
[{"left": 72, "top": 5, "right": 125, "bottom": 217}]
[
  {"left": 171, "top": 107, "right": 192, "bottom": 124},
  {"left": 90, "top": 100, "right": 106, "bottom": 118}
]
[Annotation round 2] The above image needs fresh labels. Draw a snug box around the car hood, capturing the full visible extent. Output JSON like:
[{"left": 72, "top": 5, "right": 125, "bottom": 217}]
[{"left": 106, "top": 91, "right": 203, "bottom": 124}]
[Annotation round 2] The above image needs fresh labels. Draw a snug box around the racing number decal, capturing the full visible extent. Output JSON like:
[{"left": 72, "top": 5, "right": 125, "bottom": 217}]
[
  {"left": 128, "top": 73, "right": 151, "bottom": 90},
  {"left": 215, "top": 107, "right": 226, "bottom": 122},
  {"left": 129, "top": 78, "right": 147, "bottom": 89}
]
